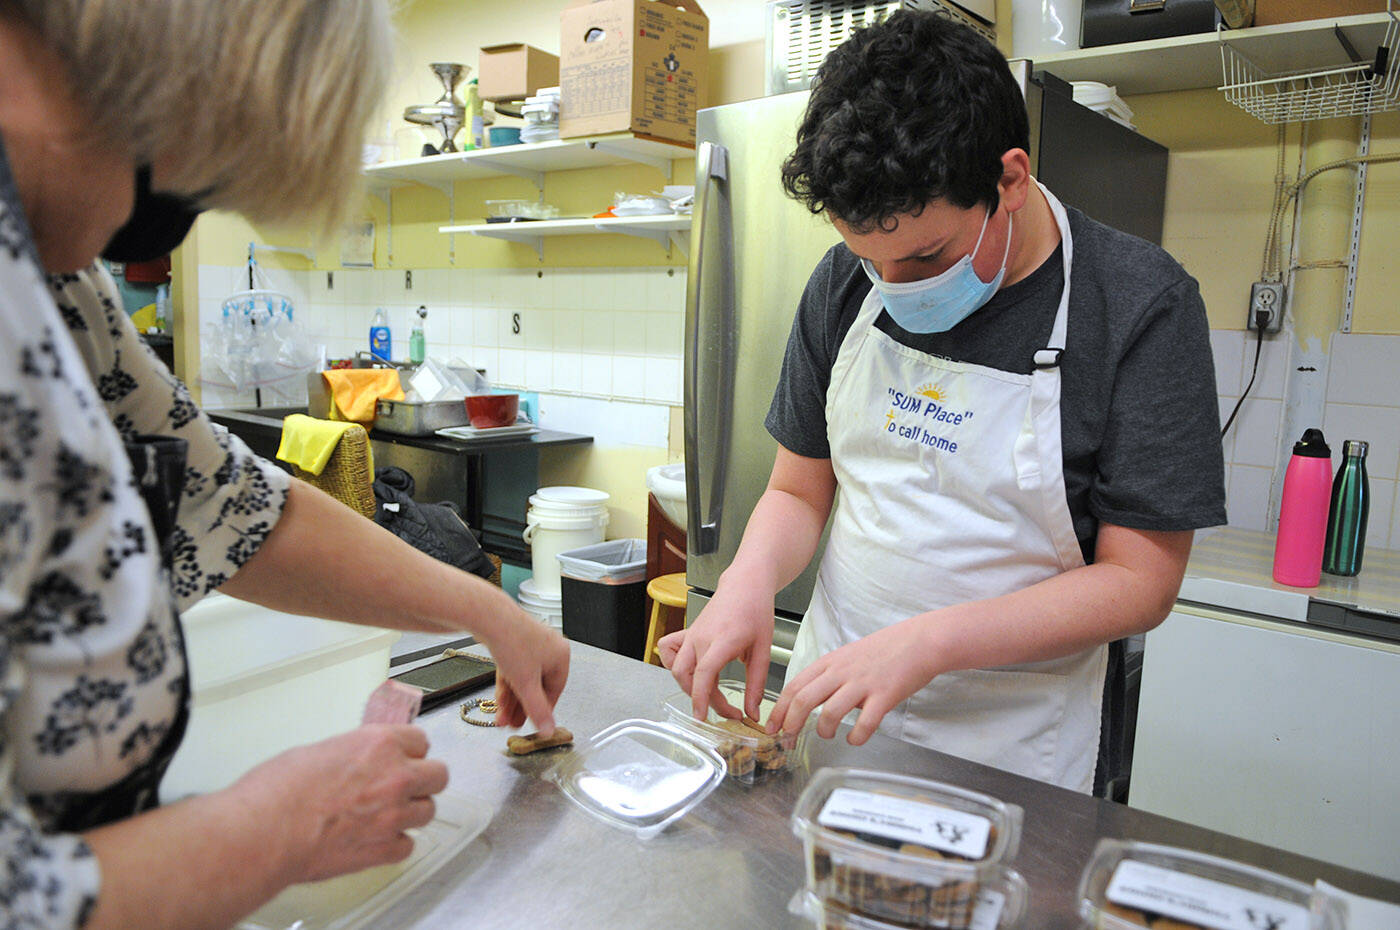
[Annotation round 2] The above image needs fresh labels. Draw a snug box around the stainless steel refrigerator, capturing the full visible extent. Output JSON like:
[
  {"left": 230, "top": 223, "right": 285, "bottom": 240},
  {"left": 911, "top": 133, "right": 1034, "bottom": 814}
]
[{"left": 683, "top": 67, "right": 1168, "bottom": 686}]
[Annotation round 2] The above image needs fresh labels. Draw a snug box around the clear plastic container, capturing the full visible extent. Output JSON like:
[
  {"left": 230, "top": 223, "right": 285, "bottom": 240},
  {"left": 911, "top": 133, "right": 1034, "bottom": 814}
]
[
  {"left": 661, "top": 680, "right": 813, "bottom": 785},
  {"left": 239, "top": 792, "right": 489, "bottom": 930},
  {"left": 545, "top": 718, "right": 725, "bottom": 839},
  {"left": 556, "top": 538, "right": 647, "bottom": 584},
  {"left": 1077, "top": 839, "right": 1348, "bottom": 930},
  {"left": 791, "top": 768, "right": 1024, "bottom": 930},
  {"left": 788, "top": 865, "right": 1029, "bottom": 930}
]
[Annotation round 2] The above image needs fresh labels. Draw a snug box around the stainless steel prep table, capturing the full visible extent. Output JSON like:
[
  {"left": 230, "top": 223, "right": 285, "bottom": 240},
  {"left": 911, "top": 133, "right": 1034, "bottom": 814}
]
[{"left": 380, "top": 641, "right": 1400, "bottom": 928}]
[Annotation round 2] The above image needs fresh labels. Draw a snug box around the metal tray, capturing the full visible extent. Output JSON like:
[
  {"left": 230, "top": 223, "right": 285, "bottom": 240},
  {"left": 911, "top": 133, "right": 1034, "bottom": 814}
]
[{"left": 373, "top": 398, "right": 470, "bottom": 436}]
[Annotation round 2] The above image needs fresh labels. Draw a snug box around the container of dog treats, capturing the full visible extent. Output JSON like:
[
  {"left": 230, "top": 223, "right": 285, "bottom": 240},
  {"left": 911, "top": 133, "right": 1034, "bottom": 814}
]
[
  {"left": 1077, "top": 839, "right": 1349, "bottom": 930},
  {"left": 787, "top": 871, "right": 1029, "bottom": 930},
  {"left": 791, "top": 768, "right": 1025, "bottom": 930},
  {"left": 660, "top": 679, "right": 814, "bottom": 785}
]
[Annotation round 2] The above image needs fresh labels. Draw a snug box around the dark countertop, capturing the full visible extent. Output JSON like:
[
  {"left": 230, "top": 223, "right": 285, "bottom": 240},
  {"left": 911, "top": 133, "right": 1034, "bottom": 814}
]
[
  {"left": 373, "top": 641, "right": 1399, "bottom": 929},
  {"left": 207, "top": 405, "right": 592, "bottom": 453}
]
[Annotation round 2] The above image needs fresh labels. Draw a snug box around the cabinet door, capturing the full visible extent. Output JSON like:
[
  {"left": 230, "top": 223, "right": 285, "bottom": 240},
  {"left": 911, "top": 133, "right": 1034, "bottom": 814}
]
[{"left": 1132, "top": 606, "right": 1400, "bottom": 881}]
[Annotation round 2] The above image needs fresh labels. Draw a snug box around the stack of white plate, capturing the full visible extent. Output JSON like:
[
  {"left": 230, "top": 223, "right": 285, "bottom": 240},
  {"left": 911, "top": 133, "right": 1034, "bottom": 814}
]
[{"left": 1071, "top": 81, "right": 1135, "bottom": 130}]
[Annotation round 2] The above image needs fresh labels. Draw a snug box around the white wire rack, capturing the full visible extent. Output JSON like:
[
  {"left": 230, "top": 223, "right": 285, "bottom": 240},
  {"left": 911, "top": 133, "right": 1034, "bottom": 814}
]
[{"left": 1219, "top": 11, "right": 1400, "bottom": 123}]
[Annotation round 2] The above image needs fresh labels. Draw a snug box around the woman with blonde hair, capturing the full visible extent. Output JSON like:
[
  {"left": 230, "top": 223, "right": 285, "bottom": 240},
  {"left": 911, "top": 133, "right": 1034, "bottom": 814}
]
[{"left": 0, "top": 2, "right": 570, "bottom": 927}]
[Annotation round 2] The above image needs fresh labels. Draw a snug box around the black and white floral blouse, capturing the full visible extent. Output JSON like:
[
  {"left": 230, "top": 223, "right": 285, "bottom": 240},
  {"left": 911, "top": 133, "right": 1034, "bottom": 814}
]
[{"left": 0, "top": 144, "right": 289, "bottom": 925}]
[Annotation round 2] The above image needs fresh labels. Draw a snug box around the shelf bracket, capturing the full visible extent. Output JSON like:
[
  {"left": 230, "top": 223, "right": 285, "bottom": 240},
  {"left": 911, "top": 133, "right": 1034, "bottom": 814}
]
[
  {"left": 589, "top": 141, "right": 673, "bottom": 181},
  {"left": 465, "top": 155, "right": 545, "bottom": 191},
  {"left": 469, "top": 228, "right": 544, "bottom": 260},
  {"left": 1343, "top": 114, "right": 1371, "bottom": 334}
]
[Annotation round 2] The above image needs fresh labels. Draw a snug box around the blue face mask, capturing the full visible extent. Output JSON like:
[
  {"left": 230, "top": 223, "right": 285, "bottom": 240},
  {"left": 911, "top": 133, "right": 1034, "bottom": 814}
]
[{"left": 860, "top": 208, "right": 1012, "bottom": 334}]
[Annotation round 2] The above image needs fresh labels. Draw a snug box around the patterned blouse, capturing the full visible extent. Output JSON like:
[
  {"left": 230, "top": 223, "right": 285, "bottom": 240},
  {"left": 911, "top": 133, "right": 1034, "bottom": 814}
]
[{"left": 0, "top": 144, "right": 290, "bottom": 925}]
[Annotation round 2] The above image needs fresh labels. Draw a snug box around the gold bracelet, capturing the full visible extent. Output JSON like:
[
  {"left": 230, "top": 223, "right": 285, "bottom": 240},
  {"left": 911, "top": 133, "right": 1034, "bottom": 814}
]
[{"left": 460, "top": 697, "right": 498, "bottom": 727}]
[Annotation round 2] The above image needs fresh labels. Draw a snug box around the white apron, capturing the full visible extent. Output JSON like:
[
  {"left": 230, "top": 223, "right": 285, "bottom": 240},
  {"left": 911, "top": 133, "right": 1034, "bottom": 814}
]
[{"left": 786, "top": 183, "right": 1106, "bottom": 792}]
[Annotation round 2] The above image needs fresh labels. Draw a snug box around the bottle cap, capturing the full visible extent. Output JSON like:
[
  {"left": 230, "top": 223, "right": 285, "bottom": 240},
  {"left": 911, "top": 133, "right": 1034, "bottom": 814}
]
[
  {"left": 1293, "top": 428, "right": 1330, "bottom": 458},
  {"left": 1343, "top": 439, "right": 1368, "bottom": 458}
]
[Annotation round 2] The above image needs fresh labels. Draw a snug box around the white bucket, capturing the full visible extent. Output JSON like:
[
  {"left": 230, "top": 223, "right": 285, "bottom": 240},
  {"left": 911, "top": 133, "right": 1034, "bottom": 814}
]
[
  {"left": 523, "top": 486, "right": 609, "bottom": 596},
  {"left": 517, "top": 578, "right": 563, "bottom": 630}
]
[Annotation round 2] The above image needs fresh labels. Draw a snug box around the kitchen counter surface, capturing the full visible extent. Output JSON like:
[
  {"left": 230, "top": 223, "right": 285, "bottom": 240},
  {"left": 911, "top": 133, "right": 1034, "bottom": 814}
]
[
  {"left": 372, "top": 641, "right": 1400, "bottom": 929},
  {"left": 1183, "top": 525, "right": 1400, "bottom": 628}
]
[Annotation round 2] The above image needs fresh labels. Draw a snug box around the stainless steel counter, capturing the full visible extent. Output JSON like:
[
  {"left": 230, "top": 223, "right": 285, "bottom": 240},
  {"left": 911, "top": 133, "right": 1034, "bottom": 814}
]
[{"left": 379, "top": 641, "right": 1400, "bottom": 928}]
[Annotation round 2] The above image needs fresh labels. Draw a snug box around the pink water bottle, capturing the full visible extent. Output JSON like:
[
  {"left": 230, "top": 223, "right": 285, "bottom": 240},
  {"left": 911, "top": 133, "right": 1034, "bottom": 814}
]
[{"left": 1273, "top": 428, "right": 1332, "bottom": 587}]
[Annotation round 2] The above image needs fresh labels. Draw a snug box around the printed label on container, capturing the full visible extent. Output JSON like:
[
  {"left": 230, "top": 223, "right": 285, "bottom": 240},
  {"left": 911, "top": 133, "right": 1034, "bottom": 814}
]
[
  {"left": 1106, "top": 860, "right": 1310, "bottom": 930},
  {"left": 967, "top": 888, "right": 1006, "bottom": 930},
  {"left": 816, "top": 787, "right": 991, "bottom": 859}
]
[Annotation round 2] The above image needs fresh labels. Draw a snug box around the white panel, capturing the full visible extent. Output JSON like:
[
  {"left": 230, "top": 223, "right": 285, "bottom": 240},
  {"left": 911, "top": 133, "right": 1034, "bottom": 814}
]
[
  {"left": 1328, "top": 334, "right": 1400, "bottom": 406},
  {"left": 1226, "top": 464, "right": 1273, "bottom": 532},
  {"left": 1231, "top": 398, "right": 1283, "bottom": 468},
  {"left": 1132, "top": 608, "right": 1400, "bottom": 881},
  {"left": 1210, "top": 329, "right": 1244, "bottom": 397},
  {"left": 1322, "top": 402, "right": 1400, "bottom": 481}
]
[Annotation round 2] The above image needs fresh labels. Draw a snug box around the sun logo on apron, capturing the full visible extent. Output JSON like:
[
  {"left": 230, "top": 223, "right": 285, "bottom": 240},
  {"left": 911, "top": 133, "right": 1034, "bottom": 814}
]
[{"left": 916, "top": 383, "right": 946, "bottom": 401}]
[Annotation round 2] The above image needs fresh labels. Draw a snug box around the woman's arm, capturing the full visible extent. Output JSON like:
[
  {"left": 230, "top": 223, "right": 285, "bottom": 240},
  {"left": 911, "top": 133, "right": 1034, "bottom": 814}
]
[
  {"left": 219, "top": 479, "right": 568, "bottom": 733},
  {"left": 82, "top": 724, "right": 446, "bottom": 930}
]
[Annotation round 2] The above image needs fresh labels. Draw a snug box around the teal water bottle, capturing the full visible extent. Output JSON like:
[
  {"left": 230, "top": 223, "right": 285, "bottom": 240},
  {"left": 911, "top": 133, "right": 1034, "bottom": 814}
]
[{"left": 1322, "top": 439, "right": 1369, "bottom": 577}]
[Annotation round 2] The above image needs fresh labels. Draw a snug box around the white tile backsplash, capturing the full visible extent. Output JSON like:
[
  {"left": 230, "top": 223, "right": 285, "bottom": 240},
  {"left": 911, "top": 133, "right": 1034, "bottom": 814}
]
[
  {"left": 1210, "top": 330, "right": 1244, "bottom": 397},
  {"left": 1322, "top": 403, "right": 1400, "bottom": 481},
  {"left": 1327, "top": 334, "right": 1400, "bottom": 406},
  {"left": 1227, "top": 464, "right": 1275, "bottom": 532},
  {"left": 1231, "top": 398, "right": 1284, "bottom": 469}
]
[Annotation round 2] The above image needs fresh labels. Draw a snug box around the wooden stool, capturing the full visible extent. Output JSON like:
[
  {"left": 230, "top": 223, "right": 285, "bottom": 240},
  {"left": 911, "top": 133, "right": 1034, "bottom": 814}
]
[{"left": 644, "top": 572, "right": 688, "bottom": 666}]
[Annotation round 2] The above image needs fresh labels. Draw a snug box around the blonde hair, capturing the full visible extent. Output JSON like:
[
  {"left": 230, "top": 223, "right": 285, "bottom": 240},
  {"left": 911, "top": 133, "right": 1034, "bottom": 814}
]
[{"left": 8, "top": 0, "right": 394, "bottom": 237}]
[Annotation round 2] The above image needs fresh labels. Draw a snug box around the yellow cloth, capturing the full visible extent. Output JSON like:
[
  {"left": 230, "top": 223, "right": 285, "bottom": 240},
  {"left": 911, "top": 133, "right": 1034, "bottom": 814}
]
[
  {"left": 321, "top": 369, "right": 404, "bottom": 424},
  {"left": 275, "top": 415, "right": 363, "bottom": 476}
]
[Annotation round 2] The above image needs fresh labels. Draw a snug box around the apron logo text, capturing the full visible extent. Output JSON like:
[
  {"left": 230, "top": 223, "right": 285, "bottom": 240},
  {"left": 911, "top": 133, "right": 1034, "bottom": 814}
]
[{"left": 882, "top": 385, "right": 971, "bottom": 454}]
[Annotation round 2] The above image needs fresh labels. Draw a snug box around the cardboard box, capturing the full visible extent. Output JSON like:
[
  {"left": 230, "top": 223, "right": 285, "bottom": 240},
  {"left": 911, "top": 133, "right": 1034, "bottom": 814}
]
[
  {"left": 1253, "top": 1, "right": 1387, "bottom": 26},
  {"left": 478, "top": 43, "right": 560, "bottom": 103},
  {"left": 559, "top": 0, "right": 708, "bottom": 146}
]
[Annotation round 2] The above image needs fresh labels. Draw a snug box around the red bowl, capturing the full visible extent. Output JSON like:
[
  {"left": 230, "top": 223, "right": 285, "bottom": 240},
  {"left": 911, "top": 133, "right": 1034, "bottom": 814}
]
[{"left": 464, "top": 393, "right": 520, "bottom": 429}]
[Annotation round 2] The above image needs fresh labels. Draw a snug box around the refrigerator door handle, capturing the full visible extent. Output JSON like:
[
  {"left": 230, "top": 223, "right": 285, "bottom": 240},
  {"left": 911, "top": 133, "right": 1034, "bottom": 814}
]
[{"left": 685, "top": 141, "right": 735, "bottom": 556}]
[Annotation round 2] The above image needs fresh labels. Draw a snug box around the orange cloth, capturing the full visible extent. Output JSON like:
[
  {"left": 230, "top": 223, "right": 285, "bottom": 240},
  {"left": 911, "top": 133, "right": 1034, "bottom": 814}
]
[{"left": 321, "top": 369, "right": 404, "bottom": 424}]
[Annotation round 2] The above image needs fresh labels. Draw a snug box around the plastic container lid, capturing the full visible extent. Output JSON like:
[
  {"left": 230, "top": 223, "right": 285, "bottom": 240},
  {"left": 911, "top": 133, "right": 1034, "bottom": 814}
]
[
  {"left": 238, "top": 792, "right": 490, "bottom": 930},
  {"left": 534, "top": 486, "right": 611, "bottom": 507},
  {"left": 545, "top": 719, "right": 725, "bottom": 839},
  {"left": 556, "top": 538, "right": 647, "bottom": 584},
  {"left": 1077, "top": 839, "right": 1348, "bottom": 930},
  {"left": 517, "top": 577, "right": 560, "bottom": 605},
  {"left": 661, "top": 679, "right": 813, "bottom": 785},
  {"left": 787, "top": 865, "right": 1029, "bottom": 930},
  {"left": 791, "top": 768, "right": 1024, "bottom": 929}
]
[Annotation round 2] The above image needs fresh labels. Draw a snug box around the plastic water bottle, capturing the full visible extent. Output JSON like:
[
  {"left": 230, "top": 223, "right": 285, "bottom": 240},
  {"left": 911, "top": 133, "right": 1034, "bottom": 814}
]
[
  {"left": 1272, "top": 428, "right": 1332, "bottom": 587},
  {"left": 1323, "top": 440, "right": 1369, "bottom": 577},
  {"left": 409, "top": 306, "right": 427, "bottom": 365},
  {"left": 369, "top": 307, "right": 391, "bottom": 362}
]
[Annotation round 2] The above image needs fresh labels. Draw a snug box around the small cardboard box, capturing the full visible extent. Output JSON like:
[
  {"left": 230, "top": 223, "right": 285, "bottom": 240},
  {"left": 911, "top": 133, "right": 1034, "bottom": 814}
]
[
  {"left": 1253, "top": 0, "right": 1386, "bottom": 26},
  {"left": 478, "top": 43, "right": 560, "bottom": 103},
  {"left": 559, "top": 0, "right": 708, "bottom": 146}
]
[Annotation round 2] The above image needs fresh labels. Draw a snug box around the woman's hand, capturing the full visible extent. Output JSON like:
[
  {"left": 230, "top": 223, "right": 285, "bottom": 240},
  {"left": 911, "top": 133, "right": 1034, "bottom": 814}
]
[
  {"left": 660, "top": 582, "right": 775, "bottom": 722},
  {"left": 478, "top": 605, "right": 570, "bottom": 736},
  {"left": 235, "top": 724, "right": 449, "bottom": 884},
  {"left": 767, "top": 616, "right": 940, "bottom": 745}
]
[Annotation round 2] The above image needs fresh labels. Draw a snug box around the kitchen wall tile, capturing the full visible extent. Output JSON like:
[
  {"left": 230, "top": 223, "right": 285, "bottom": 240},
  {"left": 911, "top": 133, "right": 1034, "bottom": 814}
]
[
  {"left": 469, "top": 347, "right": 498, "bottom": 382},
  {"left": 524, "top": 350, "right": 553, "bottom": 391},
  {"left": 580, "top": 311, "right": 614, "bottom": 355},
  {"left": 553, "top": 309, "right": 584, "bottom": 352},
  {"left": 612, "top": 356, "right": 646, "bottom": 400},
  {"left": 310, "top": 268, "right": 341, "bottom": 307},
  {"left": 1229, "top": 397, "right": 1283, "bottom": 469},
  {"left": 1209, "top": 329, "right": 1243, "bottom": 397},
  {"left": 1226, "top": 464, "right": 1274, "bottom": 533},
  {"left": 1322, "top": 402, "right": 1400, "bottom": 480},
  {"left": 553, "top": 353, "right": 583, "bottom": 393},
  {"left": 443, "top": 306, "right": 471, "bottom": 346},
  {"left": 521, "top": 309, "right": 553, "bottom": 351},
  {"left": 614, "top": 311, "right": 649, "bottom": 356},
  {"left": 552, "top": 270, "right": 583, "bottom": 311},
  {"left": 663, "top": 267, "right": 687, "bottom": 310},
  {"left": 1328, "top": 334, "right": 1400, "bottom": 407},
  {"left": 1248, "top": 333, "right": 1289, "bottom": 401},
  {"left": 1362, "top": 478, "right": 1394, "bottom": 554},
  {"left": 1218, "top": 395, "right": 1238, "bottom": 463},
  {"left": 579, "top": 355, "right": 612, "bottom": 396},
  {"left": 497, "top": 347, "right": 526, "bottom": 387},
  {"left": 645, "top": 357, "right": 682, "bottom": 405},
  {"left": 589, "top": 267, "right": 620, "bottom": 313},
  {"left": 646, "top": 312, "right": 683, "bottom": 359},
  {"left": 473, "top": 308, "right": 498, "bottom": 345}
]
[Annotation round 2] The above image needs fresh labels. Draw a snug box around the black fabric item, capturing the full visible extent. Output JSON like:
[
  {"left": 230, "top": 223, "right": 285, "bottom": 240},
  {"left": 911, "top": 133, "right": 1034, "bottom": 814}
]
[
  {"left": 1080, "top": 0, "right": 1219, "bottom": 48},
  {"left": 101, "top": 166, "right": 203, "bottom": 263},
  {"left": 372, "top": 466, "right": 494, "bottom": 579},
  {"left": 124, "top": 435, "right": 189, "bottom": 569}
]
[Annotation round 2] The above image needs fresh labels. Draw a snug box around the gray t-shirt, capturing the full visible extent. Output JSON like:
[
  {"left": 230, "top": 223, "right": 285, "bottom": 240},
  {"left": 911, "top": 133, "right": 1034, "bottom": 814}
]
[{"left": 766, "top": 205, "right": 1227, "bottom": 562}]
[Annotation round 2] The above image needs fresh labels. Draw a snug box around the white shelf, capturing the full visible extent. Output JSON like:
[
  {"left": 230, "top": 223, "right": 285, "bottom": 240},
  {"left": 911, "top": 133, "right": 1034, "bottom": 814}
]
[
  {"left": 1029, "top": 12, "right": 1396, "bottom": 96},
  {"left": 365, "top": 133, "right": 695, "bottom": 197},
  {"left": 441, "top": 214, "right": 691, "bottom": 259}
]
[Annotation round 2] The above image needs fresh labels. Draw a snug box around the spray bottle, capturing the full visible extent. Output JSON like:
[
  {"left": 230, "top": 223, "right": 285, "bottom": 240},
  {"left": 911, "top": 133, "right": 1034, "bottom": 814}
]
[{"left": 410, "top": 305, "right": 427, "bottom": 365}]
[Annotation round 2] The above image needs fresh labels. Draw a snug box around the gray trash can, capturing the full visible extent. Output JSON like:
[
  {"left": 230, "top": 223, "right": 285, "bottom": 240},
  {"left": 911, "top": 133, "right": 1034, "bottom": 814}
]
[{"left": 556, "top": 539, "right": 648, "bottom": 659}]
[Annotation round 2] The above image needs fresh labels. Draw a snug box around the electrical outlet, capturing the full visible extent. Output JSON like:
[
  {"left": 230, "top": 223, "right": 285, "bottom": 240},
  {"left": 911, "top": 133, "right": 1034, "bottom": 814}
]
[{"left": 1248, "top": 282, "right": 1284, "bottom": 333}]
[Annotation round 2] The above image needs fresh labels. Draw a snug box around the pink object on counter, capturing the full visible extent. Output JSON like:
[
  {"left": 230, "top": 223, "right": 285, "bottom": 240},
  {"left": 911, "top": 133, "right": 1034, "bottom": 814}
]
[
  {"left": 362, "top": 679, "right": 423, "bottom": 724},
  {"left": 1272, "top": 428, "right": 1332, "bottom": 588},
  {"left": 464, "top": 393, "right": 520, "bottom": 429}
]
